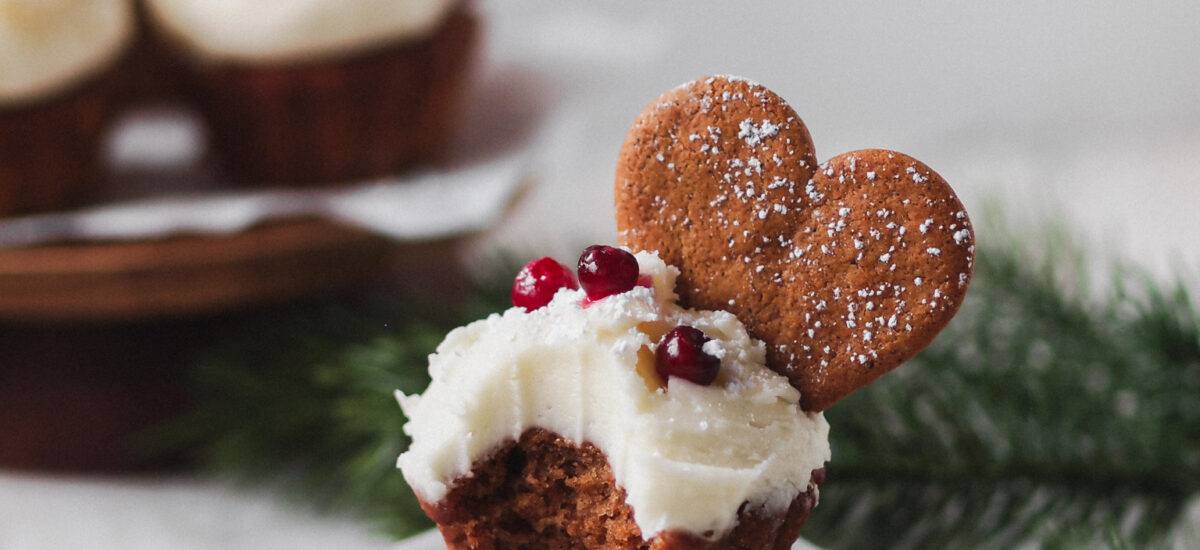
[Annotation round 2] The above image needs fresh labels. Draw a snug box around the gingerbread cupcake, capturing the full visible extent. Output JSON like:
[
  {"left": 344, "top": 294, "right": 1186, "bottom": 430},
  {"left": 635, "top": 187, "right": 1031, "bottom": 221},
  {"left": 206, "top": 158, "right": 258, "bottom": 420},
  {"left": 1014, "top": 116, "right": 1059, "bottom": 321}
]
[
  {"left": 0, "top": 0, "right": 136, "bottom": 217},
  {"left": 399, "top": 249, "right": 830, "bottom": 549},
  {"left": 395, "top": 76, "right": 974, "bottom": 548},
  {"left": 141, "top": 0, "right": 479, "bottom": 187}
]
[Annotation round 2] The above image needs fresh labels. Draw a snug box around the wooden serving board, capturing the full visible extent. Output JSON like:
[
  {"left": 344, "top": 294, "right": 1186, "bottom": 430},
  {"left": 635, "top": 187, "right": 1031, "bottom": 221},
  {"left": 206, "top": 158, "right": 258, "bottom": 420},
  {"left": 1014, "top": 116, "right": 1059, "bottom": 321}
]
[{"left": 0, "top": 218, "right": 406, "bottom": 322}]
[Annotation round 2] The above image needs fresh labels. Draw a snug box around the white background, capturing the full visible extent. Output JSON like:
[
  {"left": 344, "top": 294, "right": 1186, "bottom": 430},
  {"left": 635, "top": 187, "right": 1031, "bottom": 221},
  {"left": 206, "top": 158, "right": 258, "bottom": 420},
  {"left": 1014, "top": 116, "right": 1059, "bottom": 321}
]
[{"left": 480, "top": 1, "right": 1200, "bottom": 282}]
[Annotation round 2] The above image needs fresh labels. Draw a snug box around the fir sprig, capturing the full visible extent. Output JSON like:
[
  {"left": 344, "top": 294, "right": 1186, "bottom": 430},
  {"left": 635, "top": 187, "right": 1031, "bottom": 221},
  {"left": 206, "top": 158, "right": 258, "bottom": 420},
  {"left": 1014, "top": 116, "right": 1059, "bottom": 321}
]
[
  {"left": 160, "top": 218, "right": 1200, "bottom": 548},
  {"left": 805, "top": 216, "right": 1200, "bottom": 549},
  {"left": 149, "top": 287, "right": 507, "bottom": 539}
]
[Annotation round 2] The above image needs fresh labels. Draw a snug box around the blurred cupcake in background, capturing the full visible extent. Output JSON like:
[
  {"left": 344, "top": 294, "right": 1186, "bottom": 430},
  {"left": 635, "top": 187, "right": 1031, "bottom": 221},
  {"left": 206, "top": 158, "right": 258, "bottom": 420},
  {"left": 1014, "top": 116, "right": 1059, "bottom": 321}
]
[
  {"left": 0, "top": 0, "right": 136, "bottom": 217},
  {"left": 142, "top": 0, "right": 480, "bottom": 187}
]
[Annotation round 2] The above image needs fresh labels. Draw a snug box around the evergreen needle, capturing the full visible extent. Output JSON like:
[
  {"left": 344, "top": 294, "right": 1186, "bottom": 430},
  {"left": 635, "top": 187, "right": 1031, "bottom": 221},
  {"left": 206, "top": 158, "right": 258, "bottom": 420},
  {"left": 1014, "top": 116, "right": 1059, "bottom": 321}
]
[{"left": 161, "top": 222, "right": 1199, "bottom": 548}]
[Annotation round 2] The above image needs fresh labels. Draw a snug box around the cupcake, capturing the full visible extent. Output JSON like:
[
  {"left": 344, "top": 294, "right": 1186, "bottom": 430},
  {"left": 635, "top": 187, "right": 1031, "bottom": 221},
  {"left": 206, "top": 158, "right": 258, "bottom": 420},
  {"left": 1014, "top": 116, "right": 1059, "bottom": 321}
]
[
  {"left": 397, "top": 249, "right": 831, "bottom": 549},
  {"left": 394, "top": 76, "right": 975, "bottom": 548},
  {"left": 142, "top": 0, "right": 479, "bottom": 187},
  {"left": 0, "top": 0, "right": 135, "bottom": 217}
]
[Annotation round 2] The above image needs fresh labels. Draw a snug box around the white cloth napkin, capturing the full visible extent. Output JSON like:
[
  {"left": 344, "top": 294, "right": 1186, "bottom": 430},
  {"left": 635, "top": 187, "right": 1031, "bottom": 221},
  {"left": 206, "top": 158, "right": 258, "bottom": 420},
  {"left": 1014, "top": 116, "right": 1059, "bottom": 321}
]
[{"left": 0, "top": 152, "right": 528, "bottom": 248}]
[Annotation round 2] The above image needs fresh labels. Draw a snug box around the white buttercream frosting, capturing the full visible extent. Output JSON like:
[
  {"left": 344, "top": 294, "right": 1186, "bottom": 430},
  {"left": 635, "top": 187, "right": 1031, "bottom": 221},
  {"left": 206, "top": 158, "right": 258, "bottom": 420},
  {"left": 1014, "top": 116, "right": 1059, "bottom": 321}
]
[
  {"left": 143, "top": 0, "right": 459, "bottom": 63},
  {"left": 397, "top": 251, "right": 830, "bottom": 539},
  {"left": 0, "top": 0, "right": 133, "bottom": 105}
]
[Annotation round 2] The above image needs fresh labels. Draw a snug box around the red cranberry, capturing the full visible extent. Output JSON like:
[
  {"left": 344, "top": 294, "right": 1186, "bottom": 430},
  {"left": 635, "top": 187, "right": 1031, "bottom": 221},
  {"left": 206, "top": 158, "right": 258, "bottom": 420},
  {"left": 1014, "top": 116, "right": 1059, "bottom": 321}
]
[
  {"left": 512, "top": 257, "right": 578, "bottom": 311},
  {"left": 577, "top": 245, "right": 639, "bottom": 300},
  {"left": 655, "top": 326, "right": 721, "bottom": 386}
]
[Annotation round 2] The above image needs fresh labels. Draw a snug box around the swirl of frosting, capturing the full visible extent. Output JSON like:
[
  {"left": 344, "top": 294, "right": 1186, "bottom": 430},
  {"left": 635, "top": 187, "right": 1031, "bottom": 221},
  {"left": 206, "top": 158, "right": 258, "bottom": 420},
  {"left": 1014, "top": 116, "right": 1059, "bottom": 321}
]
[
  {"left": 142, "top": 0, "right": 459, "bottom": 63},
  {"left": 0, "top": 0, "right": 133, "bottom": 105},
  {"left": 397, "top": 250, "right": 830, "bottom": 539}
]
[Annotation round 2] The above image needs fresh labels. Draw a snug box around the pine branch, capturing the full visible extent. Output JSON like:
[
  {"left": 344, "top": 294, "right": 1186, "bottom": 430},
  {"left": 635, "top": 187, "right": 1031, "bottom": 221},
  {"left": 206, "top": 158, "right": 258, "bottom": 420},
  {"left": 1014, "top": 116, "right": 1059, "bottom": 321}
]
[
  {"left": 156, "top": 218, "right": 1200, "bottom": 548},
  {"left": 804, "top": 215, "right": 1200, "bottom": 549},
  {"left": 146, "top": 286, "right": 511, "bottom": 539}
]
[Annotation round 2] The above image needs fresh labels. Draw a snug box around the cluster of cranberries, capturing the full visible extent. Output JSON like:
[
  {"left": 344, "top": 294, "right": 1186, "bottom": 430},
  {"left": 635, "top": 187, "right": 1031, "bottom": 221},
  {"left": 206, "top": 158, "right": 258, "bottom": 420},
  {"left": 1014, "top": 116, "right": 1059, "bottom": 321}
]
[{"left": 512, "top": 245, "right": 722, "bottom": 386}]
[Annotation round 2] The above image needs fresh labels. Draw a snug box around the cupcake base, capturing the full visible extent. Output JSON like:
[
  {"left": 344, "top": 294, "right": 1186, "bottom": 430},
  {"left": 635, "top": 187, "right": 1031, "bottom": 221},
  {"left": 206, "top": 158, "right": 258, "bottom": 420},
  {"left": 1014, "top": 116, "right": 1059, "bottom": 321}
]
[
  {"left": 419, "top": 428, "right": 822, "bottom": 550},
  {"left": 0, "top": 317, "right": 192, "bottom": 472},
  {"left": 0, "top": 73, "right": 121, "bottom": 217},
  {"left": 175, "top": 8, "right": 479, "bottom": 187}
]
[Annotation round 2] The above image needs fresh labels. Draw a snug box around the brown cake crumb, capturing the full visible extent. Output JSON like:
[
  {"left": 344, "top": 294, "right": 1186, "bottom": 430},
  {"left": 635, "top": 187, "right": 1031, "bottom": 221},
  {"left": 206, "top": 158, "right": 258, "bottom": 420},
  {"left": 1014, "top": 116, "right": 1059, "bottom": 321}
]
[{"left": 420, "top": 428, "right": 821, "bottom": 550}]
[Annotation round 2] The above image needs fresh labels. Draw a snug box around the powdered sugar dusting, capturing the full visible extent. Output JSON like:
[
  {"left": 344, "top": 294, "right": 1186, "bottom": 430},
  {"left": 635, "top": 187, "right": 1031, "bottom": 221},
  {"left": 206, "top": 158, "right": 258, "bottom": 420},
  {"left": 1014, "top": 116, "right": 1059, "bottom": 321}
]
[{"left": 738, "top": 118, "right": 781, "bottom": 147}]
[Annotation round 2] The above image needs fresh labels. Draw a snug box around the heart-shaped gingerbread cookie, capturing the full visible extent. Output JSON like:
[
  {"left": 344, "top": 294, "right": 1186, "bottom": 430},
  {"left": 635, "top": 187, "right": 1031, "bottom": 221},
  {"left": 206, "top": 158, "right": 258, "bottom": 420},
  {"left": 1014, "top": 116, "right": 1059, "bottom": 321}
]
[{"left": 616, "top": 76, "right": 974, "bottom": 411}]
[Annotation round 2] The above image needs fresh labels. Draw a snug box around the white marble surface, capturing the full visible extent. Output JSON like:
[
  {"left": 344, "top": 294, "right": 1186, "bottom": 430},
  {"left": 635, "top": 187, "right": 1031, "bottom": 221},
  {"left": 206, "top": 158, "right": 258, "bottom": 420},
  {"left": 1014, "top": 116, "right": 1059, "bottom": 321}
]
[
  {"left": 4, "top": 2, "right": 1200, "bottom": 548},
  {"left": 0, "top": 473, "right": 818, "bottom": 550},
  {"left": 0, "top": 473, "right": 396, "bottom": 550}
]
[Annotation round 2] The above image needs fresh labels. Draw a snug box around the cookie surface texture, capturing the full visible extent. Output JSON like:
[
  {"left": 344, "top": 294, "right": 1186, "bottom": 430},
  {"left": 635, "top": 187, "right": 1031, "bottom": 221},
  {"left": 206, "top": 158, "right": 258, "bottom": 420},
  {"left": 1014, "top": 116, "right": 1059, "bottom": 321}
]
[{"left": 615, "top": 76, "right": 974, "bottom": 411}]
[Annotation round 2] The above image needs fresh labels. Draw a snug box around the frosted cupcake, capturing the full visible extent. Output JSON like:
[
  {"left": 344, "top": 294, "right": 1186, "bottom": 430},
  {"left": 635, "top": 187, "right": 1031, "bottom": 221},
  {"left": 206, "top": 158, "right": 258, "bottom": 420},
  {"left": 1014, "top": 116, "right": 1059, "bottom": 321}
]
[
  {"left": 142, "top": 0, "right": 479, "bottom": 187},
  {"left": 0, "top": 0, "right": 135, "bottom": 216},
  {"left": 398, "top": 248, "right": 830, "bottom": 548}
]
